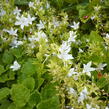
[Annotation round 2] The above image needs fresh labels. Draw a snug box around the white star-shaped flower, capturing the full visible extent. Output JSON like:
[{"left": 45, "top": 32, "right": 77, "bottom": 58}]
[
  {"left": 28, "top": 36, "right": 38, "bottom": 42},
  {"left": 15, "top": 15, "right": 29, "bottom": 29},
  {"left": 13, "top": 7, "right": 21, "bottom": 16},
  {"left": 70, "top": 21, "right": 80, "bottom": 30},
  {"left": 58, "top": 53, "right": 74, "bottom": 61},
  {"left": 105, "top": 107, "right": 109, "bottom": 109},
  {"left": 3, "top": 28, "right": 18, "bottom": 36},
  {"left": 28, "top": 43, "right": 36, "bottom": 49},
  {"left": 86, "top": 104, "right": 92, "bottom": 109},
  {"left": 28, "top": 2, "right": 35, "bottom": 8},
  {"left": 59, "top": 41, "right": 71, "bottom": 54},
  {"left": 46, "top": 2, "right": 50, "bottom": 9},
  {"left": 37, "top": 31, "right": 48, "bottom": 42},
  {"left": 68, "top": 31, "right": 77, "bottom": 43},
  {"left": 28, "top": 31, "right": 48, "bottom": 43},
  {"left": 0, "top": 9, "right": 6, "bottom": 16},
  {"left": 10, "top": 61, "right": 21, "bottom": 71},
  {"left": 58, "top": 41, "right": 74, "bottom": 61},
  {"left": 91, "top": 16, "right": 95, "bottom": 20},
  {"left": 94, "top": 6, "right": 100, "bottom": 11},
  {"left": 96, "top": 63, "right": 107, "bottom": 71},
  {"left": 78, "top": 87, "right": 88, "bottom": 103},
  {"left": 69, "top": 88, "right": 77, "bottom": 95},
  {"left": 68, "top": 68, "right": 78, "bottom": 77},
  {"left": 10, "top": 38, "right": 23, "bottom": 48},
  {"left": 83, "top": 61, "right": 95, "bottom": 76},
  {"left": 106, "top": 33, "right": 109, "bottom": 39},
  {"left": 79, "top": 48, "right": 84, "bottom": 53},
  {"left": 52, "top": 19, "right": 60, "bottom": 28},
  {"left": 26, "top": 14, "right": 36, "bottom": 25},
  {"left": 36, "top": 20, "right": 45, "bottom": 30}
]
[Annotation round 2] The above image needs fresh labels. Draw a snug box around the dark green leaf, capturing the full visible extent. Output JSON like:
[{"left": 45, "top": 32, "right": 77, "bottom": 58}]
[
  {"left": 21, "top": 59, "right": 37, "bottom": 77},
  {"left": 28, "top": 90, "right": 41, "bottom": 107},
  {"left": 11, "top": 84, "right": 30, "bottom": 107},
  {"left": 0, "top": 65, "right": 5, "bottom": 75},
  {"left": 41, "top": 83, "right": 58, "bottom": 100},
  {"left": 37, "top": 96, "right": 60, "bottom": 109},
  {"left": 0, "top": 99, "right": 10, "bottom": 109},
  {"left": 10, "top": 47, "right": 23, "bottom": 59},
  {"left": 8, "top": 103, "right": 18, "bottom": 109},
  {"left": 2, "top": 50, "right": 14, "bottom": 64},
  {"left": 89, "top": 31, "right": 103, "bottom": 43},
  {"left": 0, "top": 88, "right": 10, "bottom": 100},
  {"left": 0, "top": 71, "right": 15, "bottom": 83},
  {"left": 22, "top": 77, "right": 35, "bottom": 91}
]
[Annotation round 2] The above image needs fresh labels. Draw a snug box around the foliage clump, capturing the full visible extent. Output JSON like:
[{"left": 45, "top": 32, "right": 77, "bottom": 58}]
[{"left": 0, "top": 0, "right": 109, "bottom": 109}]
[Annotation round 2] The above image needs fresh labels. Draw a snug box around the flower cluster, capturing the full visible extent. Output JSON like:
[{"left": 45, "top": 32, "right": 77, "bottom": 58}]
[{"left": 15, "top": 14, "right": 36, "bottom": 29}]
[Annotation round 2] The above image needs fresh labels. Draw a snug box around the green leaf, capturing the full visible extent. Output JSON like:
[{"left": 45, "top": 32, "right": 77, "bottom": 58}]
[
  {"left": 89, "top": 31, "right": 103, "bottom": 43},
  {"left": 11, "top": 84, "right": 30, "bottom": 107},
  {"left": 28, "top": 90, "right": 41, "bottom": 107},
  {"left": 0, "top": 71, "right": 15, "bottom": 83},
  {"left": 0, "top": 88, "right": 10, "bottom": 100},
  {"left": 8, "top": 103, "right": 18, "bottom": 109},
  {"left": 21, "top": 105, "right": 33, "bottom": 109},
  {"left": 8, "top": 103, "right": 33, "bottom": 109},
  {"left": 0, "top": 99, "right": 10, "bottom": 109},
  {"left": 77, "top": 4, "right": 92, "bottom": 19},
  {"left": 41, "top": 83, "right": 58, "bottom": 100},
  {"left": 21, "top": 59, "right": 37, "bottom": 77},
  {"left": 0, "top": 65, "right": 5, "bottom": 75},
  {"left": 79, "top": 9, "right": 87, "bottom": 18},
  {"left": 22, "top": 77, "right": 35, "bottom": 91},
  {"left": 2, "top": 50, "right": 14, "bottom": 64},
  {"left": 10, "top": 47, "right": 23, "bottom": 59},
  {"left": 37, "top": 96, "right": 60, "bottom": 109}
]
